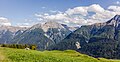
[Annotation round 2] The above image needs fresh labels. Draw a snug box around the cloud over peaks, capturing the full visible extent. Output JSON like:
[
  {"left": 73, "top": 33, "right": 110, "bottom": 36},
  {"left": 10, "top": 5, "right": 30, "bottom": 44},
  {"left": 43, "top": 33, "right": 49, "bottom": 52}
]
[
  {"left": 35, "top": 4, "right": 120, "bottom": 27},
  {"left": 0, "top": 17, "right": 11, "bottom": 26}
]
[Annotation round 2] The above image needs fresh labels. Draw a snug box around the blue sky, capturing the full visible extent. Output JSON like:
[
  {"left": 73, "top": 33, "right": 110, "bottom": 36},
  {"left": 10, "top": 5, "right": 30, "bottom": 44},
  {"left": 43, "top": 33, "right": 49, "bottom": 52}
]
[{"left": 0, "top": 0, "right": 120, "bottom": 27}]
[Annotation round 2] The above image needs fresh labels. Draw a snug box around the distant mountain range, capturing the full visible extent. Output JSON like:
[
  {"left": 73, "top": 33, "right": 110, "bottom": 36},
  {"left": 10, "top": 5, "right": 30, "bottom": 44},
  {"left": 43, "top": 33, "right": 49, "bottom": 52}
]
[
  {"left": 49, "top": 15, "right": 120, "bottom": 59},
  {"left": 1, "top": 21, "right": 76, "bottom": 50},
  {"left": 0, "top": 25, "right": 27, "bottom": 44}
]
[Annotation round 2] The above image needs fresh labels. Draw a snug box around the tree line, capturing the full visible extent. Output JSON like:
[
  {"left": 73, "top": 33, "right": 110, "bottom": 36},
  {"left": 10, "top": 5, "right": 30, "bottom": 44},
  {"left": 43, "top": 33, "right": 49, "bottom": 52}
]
[{"left": 0, "top": 44, "right": 37, "bottom": 50}]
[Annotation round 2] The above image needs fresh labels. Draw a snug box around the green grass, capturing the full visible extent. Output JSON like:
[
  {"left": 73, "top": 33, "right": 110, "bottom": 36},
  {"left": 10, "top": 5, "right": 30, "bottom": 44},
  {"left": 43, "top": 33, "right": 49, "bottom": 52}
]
[{"left": 0, "top": 47, "right": 120, "bottom": 62}]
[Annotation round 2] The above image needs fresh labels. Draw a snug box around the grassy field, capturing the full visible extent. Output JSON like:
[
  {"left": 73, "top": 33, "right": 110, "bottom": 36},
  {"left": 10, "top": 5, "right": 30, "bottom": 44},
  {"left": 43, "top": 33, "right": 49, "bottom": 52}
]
[{"left": 0, "top": 47, "right": 120, "bottom": 62}]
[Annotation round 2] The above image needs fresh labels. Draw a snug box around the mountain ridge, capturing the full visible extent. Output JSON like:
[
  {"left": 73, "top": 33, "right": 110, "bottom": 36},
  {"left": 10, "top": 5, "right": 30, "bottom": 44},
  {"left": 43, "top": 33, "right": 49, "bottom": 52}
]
[
  {"left": 48, "top": 15, "right": 120, "bottom": 59},
  {"left": 0, "top": 25, "right": 27, "bottom": 44}
]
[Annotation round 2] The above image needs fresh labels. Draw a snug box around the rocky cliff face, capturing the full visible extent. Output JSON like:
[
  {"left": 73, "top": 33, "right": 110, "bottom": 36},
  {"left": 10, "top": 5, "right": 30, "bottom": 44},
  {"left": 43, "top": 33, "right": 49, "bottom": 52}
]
[{"left": 41, "top": 21, "right": 71, "bottom": 43}]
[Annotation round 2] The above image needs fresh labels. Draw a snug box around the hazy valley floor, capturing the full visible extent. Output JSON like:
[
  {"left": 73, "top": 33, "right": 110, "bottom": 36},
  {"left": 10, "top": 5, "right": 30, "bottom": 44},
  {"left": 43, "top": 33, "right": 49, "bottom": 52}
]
[{"left": 0, "top": 47, "right": 120, "bottom": 62}]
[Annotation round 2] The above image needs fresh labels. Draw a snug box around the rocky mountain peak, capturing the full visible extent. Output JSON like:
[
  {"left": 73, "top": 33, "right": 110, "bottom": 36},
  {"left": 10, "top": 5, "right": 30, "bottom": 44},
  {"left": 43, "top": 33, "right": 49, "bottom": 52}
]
[
  {"left": 113, "top": 15, "right": 120, "bottom": 21},
  {"left": 106, "top": 15, "right": 120, "bottom": 27},
  {"left": 42, "top": 21, "right": 64, "bottom": 28},
  {"left": 41, "top": 21, "right": 65, "bottom": 32}
]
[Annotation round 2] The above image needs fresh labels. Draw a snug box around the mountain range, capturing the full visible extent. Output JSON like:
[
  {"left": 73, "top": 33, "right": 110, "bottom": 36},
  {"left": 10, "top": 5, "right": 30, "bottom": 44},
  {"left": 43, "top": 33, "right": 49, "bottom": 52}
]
[
  {"left": 49, "top": 15, "right": 120, "bottom": 59},
  {"left": 0, "top": 25, "right": 27, "bottom": 44},
  {"left": 0, "top": 21, "right": 75, "bottom": 50}
]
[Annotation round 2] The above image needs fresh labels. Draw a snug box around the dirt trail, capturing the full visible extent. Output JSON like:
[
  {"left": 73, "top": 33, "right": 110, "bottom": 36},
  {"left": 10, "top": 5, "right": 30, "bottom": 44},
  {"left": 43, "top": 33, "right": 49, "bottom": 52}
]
[
  {"left": 0, "top": 52, "right": 5, "bottom": 61},
  {"left": 0, "top": 47, "right": 5, "bottom": 62}
]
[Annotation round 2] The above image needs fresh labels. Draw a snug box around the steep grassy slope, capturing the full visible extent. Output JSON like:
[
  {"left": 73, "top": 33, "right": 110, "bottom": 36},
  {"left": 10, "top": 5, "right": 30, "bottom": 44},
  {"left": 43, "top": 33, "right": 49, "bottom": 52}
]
[{"left": 0, "top": 47, "right": 120, "bottom": 62}]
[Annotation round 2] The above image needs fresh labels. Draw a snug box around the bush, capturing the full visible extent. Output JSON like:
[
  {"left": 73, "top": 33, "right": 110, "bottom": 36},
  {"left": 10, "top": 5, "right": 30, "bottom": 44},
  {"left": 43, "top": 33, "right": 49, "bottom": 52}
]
[{"left": 30, "top": 45, "right": 36, "bottom": 50}]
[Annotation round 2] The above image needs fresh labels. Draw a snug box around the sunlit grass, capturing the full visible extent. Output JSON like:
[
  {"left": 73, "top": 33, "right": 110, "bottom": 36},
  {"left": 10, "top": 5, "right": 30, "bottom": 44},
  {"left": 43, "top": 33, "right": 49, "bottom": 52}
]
[{"left": 0, "top": 47, "right": 120, "bottom": 62}]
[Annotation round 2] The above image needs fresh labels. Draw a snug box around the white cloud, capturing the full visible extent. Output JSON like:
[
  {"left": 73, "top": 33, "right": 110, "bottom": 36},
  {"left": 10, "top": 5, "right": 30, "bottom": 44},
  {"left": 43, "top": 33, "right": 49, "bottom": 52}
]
[
  {"left": 36, "top": 13, "right": 68, "bottom": 21},
  {"left": 44, "top": 13, "right": 49, "bottom": 16},
  {"left": 66, "top": 7, "right": 88, "bottom": 16},
  {"left": 35, "top": 4, "right": 120, "bottom": 27},
  {"left": 88, "top": 4, "right": 105, "bottom": 13},
  {"left": 41, "top": 7, "right": 46, "bottom": 9},
  {"left": 108, "top": 6, "right": 120, "bottom": 12},
  {"left": 0, "top": 17, "right": 11, "bottom": 26},
  {"left": 49, "top": 10, "right": 61, "bottom": 13},
  {"left": 24, "top": 19, "right": 32, "bottom": 22},
  {"left": 116, "top": 1, "right": 120, "bottom": 4},
  {"left": 16, "top": 19, "right": 38, "bottom": 27},
  {"left": 16, "top": 23, "right": 34, "bottom": 27}
]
